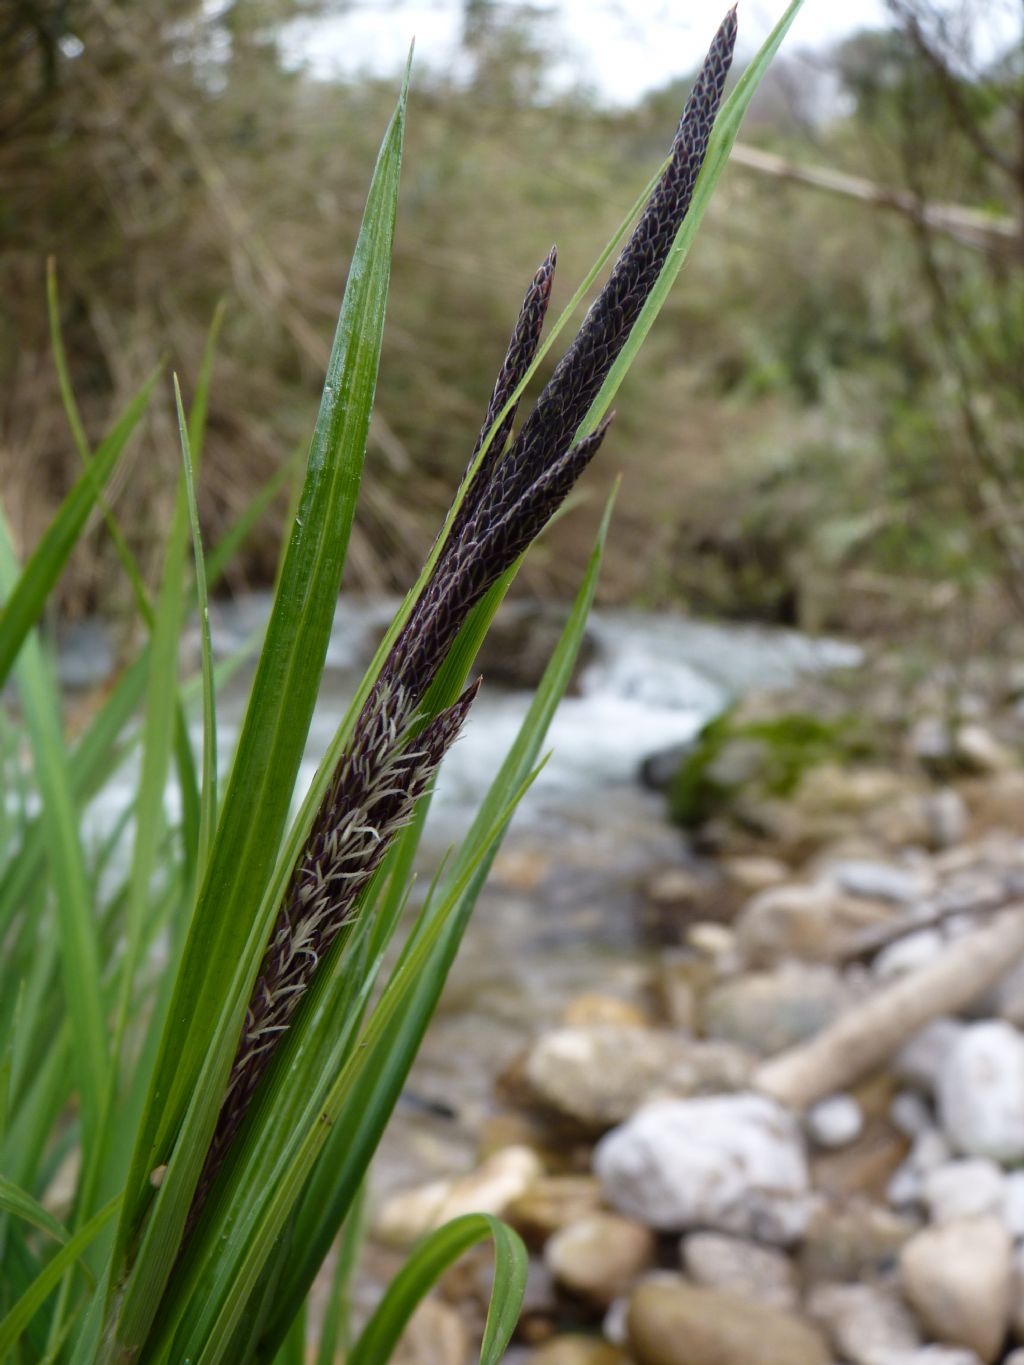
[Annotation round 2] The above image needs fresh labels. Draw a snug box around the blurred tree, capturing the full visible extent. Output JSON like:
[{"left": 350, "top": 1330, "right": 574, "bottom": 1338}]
[
  {"left": 5, "top": 0, "right": 1022, "bottom": 636},
  {"left": 845, "top": 2, "right": 1024, "bottom": 606}
]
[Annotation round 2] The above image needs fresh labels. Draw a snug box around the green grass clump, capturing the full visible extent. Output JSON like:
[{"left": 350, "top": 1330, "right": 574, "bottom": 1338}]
[{"left": 0, "top": 6, "right": 801, "bottom": 1360}]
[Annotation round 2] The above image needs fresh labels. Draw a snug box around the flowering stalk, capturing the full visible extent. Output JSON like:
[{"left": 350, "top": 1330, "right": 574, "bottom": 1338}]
[
  {"left": 194, "top": 680, "right": 479, "bottom": 1200},
  {"left": 195, "top": 5, "right": 737, "bottom": 1213}
]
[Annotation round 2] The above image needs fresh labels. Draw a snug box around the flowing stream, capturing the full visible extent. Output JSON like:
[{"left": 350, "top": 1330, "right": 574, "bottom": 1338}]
[{"left": 57, "top": 597, "right": 859, "bottom": 1198}]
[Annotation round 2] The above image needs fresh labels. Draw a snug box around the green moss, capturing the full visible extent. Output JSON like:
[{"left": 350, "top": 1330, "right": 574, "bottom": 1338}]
[{"left": 669, "top": 706, "right": 872, "bottom": 827}]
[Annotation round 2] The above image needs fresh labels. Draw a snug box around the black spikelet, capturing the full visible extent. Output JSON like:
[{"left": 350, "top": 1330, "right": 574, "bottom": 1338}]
[
  {"left": 193, "top": 9, "right": 738, "bottom": 1226},
  {"left": 190, "top": 680, "right": 479, "bottom": 1223}
]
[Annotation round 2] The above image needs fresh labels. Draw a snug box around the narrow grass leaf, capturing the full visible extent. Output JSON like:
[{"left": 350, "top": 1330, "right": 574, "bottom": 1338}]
[
  {"left": 0, "top": 1177, "right": 70, "bottom": 1248},
  {"left": 313, "top": 1187, "right": 365, "bottom": 1365},
  {"left": 258, "top": 492, "right": 614, "bottom": 1354},
  {"left": 0, "top": 509, "right": 108, "bottom": 1162},
  {"left": 46, "top": 263, "right": 207, "bottom": 873},
  {"left": 105, "top": 394, "right": 188, "bottom": 1090},
  {"left": 0, "top": 370, "right": 158, "bottom": 686},
  {"left": 187, "top": 301, "right": 226, "bottom": 467},
  {"left": 273, "top": 1306, "right": 306, "bottom": 1365},
  {"left": 0, "top": 1198, "right": 119, "bottom": 1357},
  {"left": 175, "top": 375, "right": 218, "bottom": 875},
  {"left": 45, "top": 257, "right": 90, "bottom": 463},
  {"left": 347, "top": 1214, "right": 527, "bottom": 1365},
  {"left": 107, "top": 72, "right": 409, "bottom": 1353}
]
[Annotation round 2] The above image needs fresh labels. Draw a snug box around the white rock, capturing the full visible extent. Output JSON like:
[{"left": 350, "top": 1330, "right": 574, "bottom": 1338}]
[
  {"left": 890, "top": 1092, "right": 933, "bottom": 1138},
  {"left": 945, "top": 911, "right": 985, "bottom": 941},
  {"left": 701, "top": 964, "right": 851, "bottom": 1057},
  {"left": 937, "top": 1021, "right": 1024, "bottom": 1161},
  {"left": 887, "top": 1163, "right": 924, "bottom": 1210},
  {"left": 923, "top": 788, "right": 968, "bottom": 850},
  {"left": 922, "top": 1159, "right": 1006, "bottom": 1225},
  {"left": 806, "top": 1095, "right": 864, "bottom": 1149},
  {"left": 895, "top": 1018, "right": 966, "bottom": 1092},
  {"left": 375, "top": 1177, "right": 454, "bottom": 1246},
  {"left": 829, "top": 860, "right": 929, "bottom": 904},
  {"left": 736, "top": 881, "right": 895, "bottom": 966},
  {"left": 874, "top": 930, "right": 945, "bottom": 982},
  {"left": 910, "top": 715, "right": 954, "bottom": 768},
  {"left": 1005, "top": 1170, "right": 1024, "bottom": 1238},
  {"left": 687, "top": 921, "right": 738, "bottom": 960},
  {"left": 392, "top": 1298, "right": 469, "bottom": 1365},
  {"left": 900, "top": 1216, "right": 1012, "bottom": 1363},
  {"left": 433, "top": 1145, "right": 544, "bottom": 1223},
  {"left": 595, "top": 1093, "right": 811, "bottom": 1245},
  {"left": 887, "top": 1132, "right": 953, "bottom": 1212},
  {"left": 722, "top": 855, "right": 789, "bottom": 892},
  {"left": 806, "top": 1281, "right": 920, "bottom": 1365},
  {"left": 955, "top": 724, "right": 1013, "bottom": 774},
  {"left": 909, "top": 1129, "right": 953, "bottom": 1173},
  {"left": 681, "top": 1231, "right": 798, "bottom": 1309},
  {"left": 602, "top": 1295, "right": 630, "bottom": 1348}
]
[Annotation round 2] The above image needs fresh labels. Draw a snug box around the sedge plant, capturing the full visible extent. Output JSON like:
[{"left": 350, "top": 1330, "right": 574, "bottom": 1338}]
[{"left": 0, "top": 4, "right": 803, "bottom": 1361}]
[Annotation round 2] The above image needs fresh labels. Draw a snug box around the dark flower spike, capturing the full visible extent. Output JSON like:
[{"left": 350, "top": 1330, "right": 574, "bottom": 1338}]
[
  {"left": 385, "top": 9, "right": 736, "bottom": 705},
  {"left": 476, "top": 414, "right": 616, "bottom": 573},
  {"left": 193, "top": 679, "right": 479, "bottom": 1213},
  {"left": 199, "top": 8, "right": 738, "bottom": 1223},
  {"left": 374, "top": 10, "right": 736, "bottom": 720},
  {"left": 379, "top": 415, "right": 614, "bottom": 702},
  {"left": 378, "top": 250, "right": 556, "bottom": 696},
  {"left": 491, "top": 6, "right": 737, "bottom": 509},
  {"left": 453, "top": 246, "right": 558, "bottom": 530}
]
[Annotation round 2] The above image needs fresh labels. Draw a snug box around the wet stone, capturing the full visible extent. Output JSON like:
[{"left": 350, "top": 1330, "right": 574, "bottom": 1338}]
[
  {"left": 681, "top": 1231, "right": 798, "bottom": 1310},
  {"left": 544, "top": 1212, "right": 656, "bottom": 1306},
  {"left": 806, "top": 1281, "right": 921, "bottom": 1365},
  {"left": 627, "top": 1280, "right": 831, "bottom": 1365},
  {"left": 899, "top": 1216, "right": 1012, "bottom": 1364},
  {"left": 522, "top": 1025, "right": 751, "bottom": 1132},
  {"left": 699, "top": 964, "right": 852, "bottom": 1058}
]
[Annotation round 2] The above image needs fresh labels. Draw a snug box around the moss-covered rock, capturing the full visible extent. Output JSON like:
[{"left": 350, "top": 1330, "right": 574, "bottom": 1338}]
[{"left": 668, "top": 706, "right": 871, "bottom": 829}]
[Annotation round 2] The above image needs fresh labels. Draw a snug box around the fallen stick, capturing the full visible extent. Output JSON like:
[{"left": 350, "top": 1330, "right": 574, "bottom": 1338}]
[
  {"left": 840, "top": 892, "right": 1010, "bottom": 965},
  {"left": 729, "top": 143, "right": 1020, "bottom": 258},
  {"left": 754, "top": 904, "right": 1024, "bottom": 1110}
]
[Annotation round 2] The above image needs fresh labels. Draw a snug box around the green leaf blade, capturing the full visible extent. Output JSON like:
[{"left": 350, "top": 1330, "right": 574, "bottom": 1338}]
[
  {"left": 347, "top": 1214, "right": 527, "bottom": 1365},
  {"left": 583, "top": 0, "right": 807, "bottom": 433},
  {"left": 106, "top": 74, "right": 409, "bottom": 1355},
  {"left": 0, "top": 511, "right": 109, "bottom": 1164},
  {"left": 0, "top": 371, "right": 158, "bottom": 686}
]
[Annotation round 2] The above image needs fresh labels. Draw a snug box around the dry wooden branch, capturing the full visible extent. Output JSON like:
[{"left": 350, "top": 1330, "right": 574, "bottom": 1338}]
[
  {"left": 730, "top": 142, "right": 1021, "bottom": 259},
  {"left": 754, "top": 904, "right": 1024, "bottom": 1109}
]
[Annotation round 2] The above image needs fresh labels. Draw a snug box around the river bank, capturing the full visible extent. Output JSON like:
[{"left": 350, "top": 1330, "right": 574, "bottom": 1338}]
[
  {"left": 49, "top": 594, "right": 1024, "bottom": 1362},
  {"left": 358, "top": 623, "right": 1024, "bottom": 1365}
]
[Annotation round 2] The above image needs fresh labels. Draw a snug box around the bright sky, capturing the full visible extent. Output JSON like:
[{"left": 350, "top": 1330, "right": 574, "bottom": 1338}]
[{"left": 282, "top": 0, "right": 895, "bottom": 104}]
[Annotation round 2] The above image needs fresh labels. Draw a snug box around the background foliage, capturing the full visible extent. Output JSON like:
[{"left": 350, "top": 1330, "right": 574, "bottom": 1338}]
[{"left": 1, "top": 0, "right": 1021, "bottom": 630}]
